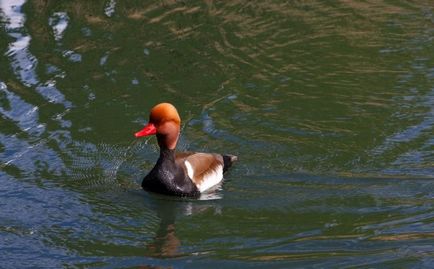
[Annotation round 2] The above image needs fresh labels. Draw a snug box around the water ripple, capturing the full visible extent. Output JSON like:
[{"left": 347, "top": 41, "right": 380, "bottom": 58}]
[
  {"left": 1, "top": 1, "right": 434, "bottom": 267},
  {"left": 0, "top": 133, "right": 65, "bottom": 176},
  {"left": 0, "top": 82, "right": 45, "bottom": 135},
  {"left": 2, "top": 0, "right": 73, "bottom": 109}
]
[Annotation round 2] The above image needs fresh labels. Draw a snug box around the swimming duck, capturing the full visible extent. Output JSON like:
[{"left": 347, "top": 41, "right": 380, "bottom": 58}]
[{"left": 135, "top": 103, "right": 237, "bottom": 197}]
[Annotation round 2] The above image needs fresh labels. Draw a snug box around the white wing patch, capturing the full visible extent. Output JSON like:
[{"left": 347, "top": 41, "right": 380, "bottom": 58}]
[
  {"left": 185, "top": 160, "right": 195, "bottom": 179},
  {"left": 184, "top": 160, "right": 224, "bottom": 193}
]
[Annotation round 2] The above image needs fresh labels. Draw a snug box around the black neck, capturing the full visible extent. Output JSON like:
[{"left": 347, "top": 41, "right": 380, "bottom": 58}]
[{"left": 159, "top": 147, "right": 175, "bottom": 157}]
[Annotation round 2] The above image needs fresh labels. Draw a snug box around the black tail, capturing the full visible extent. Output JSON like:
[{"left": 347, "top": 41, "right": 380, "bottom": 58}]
[{"left": 222, "top": 154, "right": 238, "bottom": 173}]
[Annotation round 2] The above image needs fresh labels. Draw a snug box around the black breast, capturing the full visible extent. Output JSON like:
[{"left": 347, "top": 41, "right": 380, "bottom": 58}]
[{"left": 142, "top": 148, "right": 200, "bottom": 197}]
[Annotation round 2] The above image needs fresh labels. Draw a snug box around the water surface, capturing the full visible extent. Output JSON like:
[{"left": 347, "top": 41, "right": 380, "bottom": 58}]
[{"left": 1, "top": 1, "right": 433, "bottom": 268}]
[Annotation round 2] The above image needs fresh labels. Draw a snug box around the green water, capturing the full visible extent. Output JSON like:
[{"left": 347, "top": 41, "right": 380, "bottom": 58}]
[{"left": 1, "top": 1, "right": 433, "bottom": 268}]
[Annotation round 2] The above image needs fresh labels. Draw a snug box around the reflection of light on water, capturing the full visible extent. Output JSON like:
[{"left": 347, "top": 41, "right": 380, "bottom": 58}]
[
  {"left": 36, "top": 81, "right": 72, "bottom": 107},
  {"left": 62, "top": 50, "right": 82, "bottom": 62},
  {"left": 6, "top": 34, "right": 39, "bottom": 87},
  {"left": 3, "top": 0, "right": 38, "bottom": 87},
  {"left": 6, "top": 34, "right": 30, "bottom": 53},
  {"left": 48, "top": 12, "right": 69, "bottom": 41},
  {"left": 1, "top": 0, "right": 72, "bottom": 109},
  {"left": 100, "top": 53, "right": 109, "bottom": 66},
  {"left": 0, "top": 0, "right": 26, "bottom": 29},
  {"left": 0, "top": 82, "right": 45, "bottom": 136},
  {"left": 104, "top": 0, "right": 116, "bottom": 17}
]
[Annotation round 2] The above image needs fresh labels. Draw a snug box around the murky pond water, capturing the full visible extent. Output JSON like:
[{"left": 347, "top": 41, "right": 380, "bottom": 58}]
[{"left": 1, "top": 1, "right": 433, "bottom": 268}]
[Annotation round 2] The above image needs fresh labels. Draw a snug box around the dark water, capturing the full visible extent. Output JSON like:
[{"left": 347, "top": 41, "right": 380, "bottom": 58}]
[{"left": 1, "top": 0, "right": 433, "bottom": 268}]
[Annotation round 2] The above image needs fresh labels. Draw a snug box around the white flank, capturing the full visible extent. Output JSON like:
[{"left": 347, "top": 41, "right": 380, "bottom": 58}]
[{"left": 184, "top": 160, "right": 224, "bottom": 193}]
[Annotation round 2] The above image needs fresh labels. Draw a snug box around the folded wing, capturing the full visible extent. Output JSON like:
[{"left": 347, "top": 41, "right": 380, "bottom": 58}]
[{"left": 181, "top": 153, "right": 224, "bottom": 193}]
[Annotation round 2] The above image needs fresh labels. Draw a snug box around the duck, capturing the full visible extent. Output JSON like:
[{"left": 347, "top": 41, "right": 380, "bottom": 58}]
[{"left": 135, "top": 103, "right": 237, "bottom": 197}]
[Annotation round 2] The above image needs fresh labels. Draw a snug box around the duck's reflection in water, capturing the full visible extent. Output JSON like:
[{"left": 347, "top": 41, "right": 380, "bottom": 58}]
[
  {"left": 141, "top": 191, "right": 222, "bottom": 262},
  {"left": 145, "top": 198, "right": 180, "bottom": 258}
]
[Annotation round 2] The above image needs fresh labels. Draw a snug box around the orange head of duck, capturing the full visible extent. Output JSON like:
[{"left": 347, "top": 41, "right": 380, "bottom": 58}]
[{"left": 135, "top": 103, "right": 181, "bottom": 149}]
